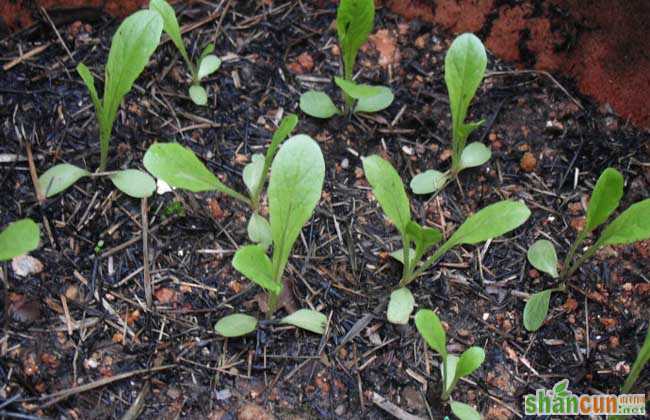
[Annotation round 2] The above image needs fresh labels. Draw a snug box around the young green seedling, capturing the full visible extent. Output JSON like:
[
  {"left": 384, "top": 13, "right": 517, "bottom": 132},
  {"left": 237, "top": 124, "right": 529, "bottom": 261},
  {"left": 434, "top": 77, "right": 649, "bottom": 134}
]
[
  {"left": 144, "top": 115, "right": 298, "bottom": 250},
  {"left": 415, "top": 309, "right": 485, "bottom": 420},
  {"left": 298, "top": 0, "right": 394, "bottom": 118},
  {"left": 215, "top": 135, "right": 327, "bottom": 337},
  {"left": 38, "top": 10, "right": 162, "bottom": 198},
  {"left": 523, "top": 167, "right": 650, "bottom": 331},
  {"left": 410, "top": 33, "right": 491, "bottom": 195},
  {"left": 149, "top": 0, "right": 221, "bottom": 105},
  {"left": 0, "top": 219, "right": 40, "bottom": 261},
  {"left": 362, "top": 155, "right": 530, "bottom": 324}
]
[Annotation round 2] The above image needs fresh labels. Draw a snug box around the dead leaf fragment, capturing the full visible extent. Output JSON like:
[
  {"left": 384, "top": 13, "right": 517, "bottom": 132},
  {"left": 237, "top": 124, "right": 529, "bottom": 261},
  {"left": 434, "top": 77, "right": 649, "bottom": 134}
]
[{"left": 11, "top": 255, "right": 44, "bottom": 277}]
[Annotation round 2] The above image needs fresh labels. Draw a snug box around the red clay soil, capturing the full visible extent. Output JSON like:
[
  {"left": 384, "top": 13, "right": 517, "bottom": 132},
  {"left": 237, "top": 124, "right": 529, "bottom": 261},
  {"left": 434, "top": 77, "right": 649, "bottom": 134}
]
[{"left": 3, "top": 0, "right": 650, "bottom": 129}]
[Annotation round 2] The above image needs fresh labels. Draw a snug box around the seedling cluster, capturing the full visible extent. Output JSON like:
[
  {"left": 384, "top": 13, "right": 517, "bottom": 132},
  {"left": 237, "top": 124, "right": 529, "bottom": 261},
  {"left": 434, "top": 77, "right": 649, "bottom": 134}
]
[{"left": 2, "top": 1, "right": 649, "bottom": 419}]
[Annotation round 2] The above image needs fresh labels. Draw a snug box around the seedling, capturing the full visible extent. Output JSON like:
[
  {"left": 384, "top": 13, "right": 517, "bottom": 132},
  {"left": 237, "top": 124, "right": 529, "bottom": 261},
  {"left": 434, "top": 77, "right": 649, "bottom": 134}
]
[
  {"left": 362, "top": 155, "right": 530, "bottom": 324},
  {"left": 298, "top": 0, "right": 394, "bottom": 118},
  {"left": 144, "top": 114, "right": 298, "bottom": 249},
  {"left": 0, "top": 219, "right": 40, "bottom": 261},
  {"left": 149, "top": 0, "right": 221, "bottom": 105},
  {"left": 415, "top": 309, "right": 485, "bottom": 420},
  {"left": 621, "top": 327, "right": 650, "bottom": 394},
  {"left": 410, "top": 33, "right": 491, "bottom": 195},
  {"left": 38, "top": 10, "right": 161, "bottom": 198},
  {"left": 523, "top": 168, "right": 650, "bottom": 331},
  {"left": 216, "top": 135, "right": 327, "bottom": 337}
]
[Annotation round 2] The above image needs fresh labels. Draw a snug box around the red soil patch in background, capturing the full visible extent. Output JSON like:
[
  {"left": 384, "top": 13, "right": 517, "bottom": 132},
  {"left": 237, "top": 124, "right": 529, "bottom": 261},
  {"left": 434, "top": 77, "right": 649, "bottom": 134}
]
[{"left": 3, "top": 0, "right": 650, "bottom": 129}]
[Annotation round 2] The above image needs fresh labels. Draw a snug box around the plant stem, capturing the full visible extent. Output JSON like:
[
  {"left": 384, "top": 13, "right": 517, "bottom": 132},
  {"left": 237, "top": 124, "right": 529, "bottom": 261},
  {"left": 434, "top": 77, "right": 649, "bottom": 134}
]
[
  {"left": 267, "top": 292, "right": 278, "bottom": 319},
  {"left": 564, "top": 242, "right": 599, "bottom": 279},
  {"left": 561, "top": 230, "right": 587, "bottom": 278},
  {"left": 440, "top": 356, "right": 449, "bottom": 401},
  {"left": 220, "top": 185, "right": 252, "bottom": 207},
  {"left": 402, "top": 241, "right": 453, "bottom": 287}
]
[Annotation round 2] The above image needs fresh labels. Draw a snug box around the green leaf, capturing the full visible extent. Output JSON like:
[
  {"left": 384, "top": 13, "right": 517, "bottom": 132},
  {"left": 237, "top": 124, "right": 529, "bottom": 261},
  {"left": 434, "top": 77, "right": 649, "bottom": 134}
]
[
  {"left": 336, "top": 0, "right": 375, "bottom": 79},
  {"left": 247, "top": 213, "right": 272, "bottom": 250},
  {"left": 444, "top": 355, "right": 458, "bottom": 393},
  {"left": 197, "top": 55, "right": 221, "bottom": 80},
  {"left": 459, "top": 142, "right": 491, "bottom": 169},
  {"left": 527, "top": 240, "right": 558, "bottom": 278},
  {"left": 76, "top": 63, "right": 102, "bottom": 114},
  {"left": 299, "top": 91, "right": 339, "bottom": 119},
  {"left": 622, "top": 327, "right": 650, "bottom": 393},
  {"left": 189, "top": 84, "right": 208, "bottom": 105},
  {"left": 334, "top": 77, "right": 381, "bottom": 99},
  {"left": 414, "top": 309, "right": 447, "bottom": 358},
  {"left": 149, "top": 0, "right": 191, "bottom": 66},
  {"left": 0, "top": 219, "right": 40, "bottom": 261},
  {"left": 444, "top": 33, "right": 487, "bottom": 164},
  {"left": 268, "top": 135, "right": 325, "bottom": 284},
  {"left": 552, "top": 379, "right": 570, "bottom": 398},
  {"left": 264, "top": 114, "right": 298, "bottom": 173},
  {"left": 109, "top": 169, "right": 156, "bottom": 198},
  {"left": 410, "top": 170, "right": 448, "bottom": 195},
  {"left": 597, "top": 199, "right": 650, "bottom": 246},
  {"left": 100, "top": 10, "right": 163, "bottom": 169},
  {"left": 143, "top": 143, "right": 223, "bottom": 192},
  {"left": 447, "top": 200, "right": 530, "bottom": 247},
  {"left": 232, "top": 244, "right": 279, "bottom": 294},
  {"left": 406, "top": 221, "right": 442, "bottom": 251},
  {"left": 450, "top": 401, "right": 481, "bottom": 420},
  {"left": 38, "top": 164, "right": 90, "bottom": 197},
  {"left": 362, "top": 155, "right": 411, "bottom": 235},
  {"left": 214, "top": 313, "right": 257, "bottom": 337},
  {"left": 199, "top": 43, "right": 215, "bottom": 61},
  {"left": 387, "top": 287, "right": 415, "bottom": 325},
  {"left": 390, "top": 248, "right": 416, "bottom": 266},
  {"left": 523, "top": 289, "right": 552, "bottom": 331},
  {"left": 354, "top": 86, "right": 394, "bottom": 113},
  {"left": 456, "top": 346, "right": 485, "bottom": 378},
  {"left": 585, "top": 168, "right": 624, "bottom": 232},
  {"left": 280, "top": 309, "right": 327, "bottom": 334},
  {"left": 243, "top": 154, "right": 265, "bottom": 195}
]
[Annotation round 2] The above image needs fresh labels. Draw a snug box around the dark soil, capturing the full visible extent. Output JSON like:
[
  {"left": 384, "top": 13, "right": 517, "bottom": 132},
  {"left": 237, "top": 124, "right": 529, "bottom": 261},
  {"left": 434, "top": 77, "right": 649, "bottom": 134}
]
[{"left": 0, "top": 1, "right": 648, "bottom": 419}]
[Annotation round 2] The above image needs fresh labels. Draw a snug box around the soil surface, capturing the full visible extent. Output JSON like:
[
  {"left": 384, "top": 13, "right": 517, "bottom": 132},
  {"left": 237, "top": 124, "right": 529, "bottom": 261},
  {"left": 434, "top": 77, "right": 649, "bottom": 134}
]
[{"left": 1, "top": 1, "right": 649, "bottom": 419}]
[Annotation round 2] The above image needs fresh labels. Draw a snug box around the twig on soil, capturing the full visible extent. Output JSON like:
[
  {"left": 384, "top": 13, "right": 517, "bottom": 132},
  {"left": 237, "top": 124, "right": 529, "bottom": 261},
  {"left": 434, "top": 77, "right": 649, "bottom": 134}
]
[
  {"left": 24, "top": 140, "right": 44, "bottom": 204},
  {"left": 39, "top": 7, "right": 74, "bottom": 61},
  {"left": 142, "top": 197, "right": 152, "bottom": 310},
  {"left": 3, "top": 43, "right": 51, "bottom": 71},
  {"left": 371, "top": 392, "right": 426, "bottom": 420}
]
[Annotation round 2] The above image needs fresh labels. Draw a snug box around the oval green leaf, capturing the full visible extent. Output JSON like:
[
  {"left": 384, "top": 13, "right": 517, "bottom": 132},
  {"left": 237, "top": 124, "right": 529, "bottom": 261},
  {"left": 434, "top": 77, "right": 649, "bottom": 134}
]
[
  {"left": 143, "top": 143, "right": 220, "bottom": 192},
  {"left": 243, "top": 154, "right": 265, "bottom": 195},
  {"left": 410, "top": 170, "right": 448, "bottom": 195},
  {"left": 456, "top": 346, "right": 485, "bottom": 378},
  {"left": 585, "top": 168, "right": 624, "bottom": 232},
  {"left": 198, "top": 55, "right": 221, "bottom": 80},
  {"left": 247, "top": 213, "right": 272, "bottom": 250},
  {"left": 387, "top": 287, "right": 415, "bottom": 325},
  {"left": 299, "top": 91, "right": 339, "bottom": 119},
  {"left": 0, "top": 219, "right": 40, "bottom": 261},
  {"left": 447, "top": 200, "right": 531, "bottom": 247},
  {"left": 444, "top": 354, "right": 458, "bottom": 393},
  {"left": 337, "top": 0, "right": 374, "bottom": 78},
  {"left": 523, "top": 289, "right": 552, "bottom": 331},
  {"left": 214, "top": 313, "right": 257, "bottom": 337},
  {"left": 232, "top": 244, "right": 279, "bottom": 294},
  {"left": 460, "top": 142, "right": 491, "bottom": 169},
  {"left": 149, "top": 0, "right": 190, "bottom": 66},
  {"left": 189, "top": 84, "right": 207, "bottom": 105},
  {"left": 414, "top": 309, "right": 447, "bottom": 358},
  {"left": 354, "top": 86, "right": 394, "bottom": 113},
  {"left": 527, "top": 239, "right": 558, "bottom": 278},
  {"left": 389, "top": 248, "right": 416, "bottom": 266},
  {"left": 362, "top": 155, "right": 411, "bottom": 234},
  {"left": 450, "top": 401, "right": 481, "bottom": 420},
  {"left": 597, "top": 199, "right": 650, "bottom": 246},
  {"left": 334, "top": 77, "right": 381, "bottom": 99},
  {"left": 109, "top": 169, "right": 156, "bottom": 198},
  {"left": 38, "top": 164, "right": 90, "bottom": 197},
  {"left": 281, "top": 309, "right": 327, "bottom": 334}
]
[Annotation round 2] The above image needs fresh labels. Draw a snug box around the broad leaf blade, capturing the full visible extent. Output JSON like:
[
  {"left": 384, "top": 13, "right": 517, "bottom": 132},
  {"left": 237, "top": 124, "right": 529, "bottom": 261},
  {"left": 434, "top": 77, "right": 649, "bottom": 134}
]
[
  {"left": 414, "top": 309, "right": 447, "bottom": 358},
  {"left": 444, "top": 355, "right": 458, "bottom": 393},
  {"left": 585, "top": 168, "right": 624, "bottom": 232},
  {"left": 189, "top": 85, "right": 208, "bottom": 105},
  {"left": 459, "top": 142, "right": 491, "bottom": 169},
  {"left": 450, "top": 401, "right": 481, "bottom": 420},
  {"left": 387, "top": 287, "right": 415, "bottom": 325},
  {"left": 362, "top": 155, "right": 411, "bottom": 234},
  {"left": 406, "top": 221, "right": 442, "bottom": 251},
  {"left": 197, "top": 55, "right": 221, "bottom": 80},
  {"left": 149, "top": 0, "right": 191, "bottom": 65},
  {"left": 232, "top": 244, "right": 279, "bottom": 294},
  {"left": 247, "top": 213, "right": 272, "bottom": 250},
  {"left": 0, "top": 219, "right": 40, "bottom": 261},
  {"left": 214, "top": 313, "right": 257, "bottom": 337},
  {"left": 143, "top": 143, "right": 223, "bottom": 192},
  {"left": 354, "top": 86, "right": 394, "bottom": 113},
  {"left": 299, "top": 91, "right": 339, "bottom": 118},
  {"left": 597, "top": 199, "right": 650, "bottom": 246},
  {"left": 38, "top": 164, "right": 90, "bottom": 197},
  {"left": 527, "top": 239, "right": 558, "bottom": 278},
  {"left": 523, "top": 289, "right": 552, "bottom": 331},
  {"left": 268, "top": 135, "right": 325, "bottom": 283},
  {"left": 337, "top": 0, "right": 374, "bottom": 78},
  {"left": 281, "top": 309, "right": 327, "bottom": 334},
  {"left": 410, "top": 170, "right": 448, "bottom": 195},
  {"left": 243, "top": 154, "right": 265, "bottom": 195},
  {"left": 264, "top": 114, "right": 298, "bottom": 173},
  {"left": 110, "top": 169, "right": 156, "bottom": 198},
  {"left": 447, "top": 200, "right": 531, "bottom": 247},
  {"left": 334, "top": 77, "right": 381, "bottom": 99},
  {"left": 456, "top": 346, "right": 485, "bottom": 378},
  {"left": 389, "top": 248, "right": 416, "bottom": 266},
  {"left": 76, "top": 63, "right": 102, "bottom": 114}
]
